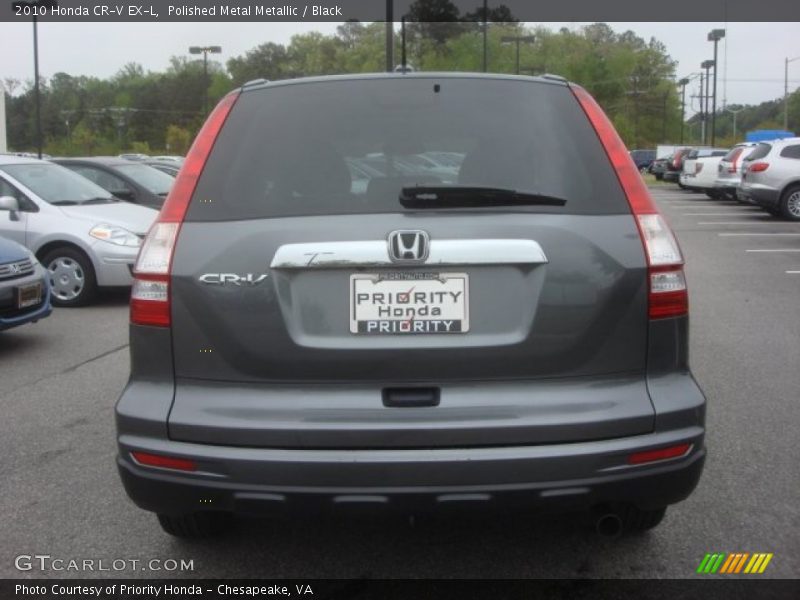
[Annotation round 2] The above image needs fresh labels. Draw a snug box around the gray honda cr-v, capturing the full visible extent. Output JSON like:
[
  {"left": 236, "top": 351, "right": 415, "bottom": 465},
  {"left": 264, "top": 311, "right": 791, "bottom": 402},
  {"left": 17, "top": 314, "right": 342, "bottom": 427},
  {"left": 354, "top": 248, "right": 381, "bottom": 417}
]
[{"left": 116, "top": 73, "right": 706, "bottom": 538}]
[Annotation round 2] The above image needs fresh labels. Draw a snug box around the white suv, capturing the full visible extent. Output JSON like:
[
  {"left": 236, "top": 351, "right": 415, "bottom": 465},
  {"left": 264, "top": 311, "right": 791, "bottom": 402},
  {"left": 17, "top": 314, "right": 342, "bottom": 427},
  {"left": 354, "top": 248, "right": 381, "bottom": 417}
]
[{"left": 739, "top": 137, "right": 800, "bottom": 220}]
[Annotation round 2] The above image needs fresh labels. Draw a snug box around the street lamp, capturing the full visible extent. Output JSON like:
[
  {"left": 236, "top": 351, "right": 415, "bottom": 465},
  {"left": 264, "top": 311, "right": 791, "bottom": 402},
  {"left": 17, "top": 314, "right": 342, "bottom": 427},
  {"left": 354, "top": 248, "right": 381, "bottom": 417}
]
[
  {"left": 701, "top": 60, "right": 715, "bottom": 144},
  {"left": 501, "top": 35, "right": 536, "bottom": 75},
  {"left": 678, "top": 77, "right": 691, "bottom": 144},
  {"left": 725, "top": 106, "right": 745, "bottom": 141},
  {"left": 707, "top": 29, "right": 725, "bottom": 146},
  {"left": 189, "top": 45, "right": 222, "bottom": 116},
  {"left": 785, "top": 56, "right": 800, "bottom": 131}
]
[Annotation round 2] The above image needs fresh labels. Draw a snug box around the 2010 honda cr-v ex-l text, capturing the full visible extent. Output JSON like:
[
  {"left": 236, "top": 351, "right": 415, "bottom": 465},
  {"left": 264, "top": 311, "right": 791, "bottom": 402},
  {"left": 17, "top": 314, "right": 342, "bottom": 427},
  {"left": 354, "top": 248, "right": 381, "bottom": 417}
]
[{"left": 116, "top": 73, "right": 706, "bottom": 538}]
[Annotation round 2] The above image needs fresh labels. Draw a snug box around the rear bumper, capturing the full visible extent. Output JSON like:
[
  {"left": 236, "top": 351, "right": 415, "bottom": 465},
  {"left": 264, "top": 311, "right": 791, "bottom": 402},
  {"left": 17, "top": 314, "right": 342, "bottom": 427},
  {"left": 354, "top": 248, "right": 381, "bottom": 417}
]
[
  {"left": 117, "top": 428, "right": 705, "bottom": 515},
  {"left": 740, "top": 184, "right": 780, "bottom": 209}
]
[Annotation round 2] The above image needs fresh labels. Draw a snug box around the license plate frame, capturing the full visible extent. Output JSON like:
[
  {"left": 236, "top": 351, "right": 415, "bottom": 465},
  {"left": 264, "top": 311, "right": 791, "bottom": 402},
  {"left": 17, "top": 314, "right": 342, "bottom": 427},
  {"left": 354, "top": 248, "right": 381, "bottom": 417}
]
[
  {"left": 16, "top": 282, "right": 43, "bottom": 309},
  {"left": 350, "top": 272, "right": 469, "bottom": 335}
]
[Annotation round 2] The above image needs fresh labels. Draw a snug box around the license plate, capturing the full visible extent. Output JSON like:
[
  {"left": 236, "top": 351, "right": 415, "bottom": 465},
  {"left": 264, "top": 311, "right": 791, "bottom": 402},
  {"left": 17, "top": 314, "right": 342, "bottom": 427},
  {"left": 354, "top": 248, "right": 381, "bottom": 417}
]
[
  {"left": 350, "top": 272, "right": 469, "bottom": 334},
  {"left": 17, "top": 282, "right": 43, "bottom": 309}
]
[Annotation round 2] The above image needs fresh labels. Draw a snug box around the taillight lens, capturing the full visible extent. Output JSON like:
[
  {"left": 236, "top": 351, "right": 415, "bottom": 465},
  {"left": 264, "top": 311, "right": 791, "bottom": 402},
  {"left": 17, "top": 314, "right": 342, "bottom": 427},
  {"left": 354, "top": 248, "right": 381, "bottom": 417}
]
[
  {"left": 571, "top": 85, "right": 687, "bottom": 320},
  {"left": 749, "top": 162, "right": 769, "bottom": 172},
  {"left": 130, "top": 91, "right": 239, "bottom": 327},
  {"left": 728, "top": 148, "right": 743, "bottom": 173}
]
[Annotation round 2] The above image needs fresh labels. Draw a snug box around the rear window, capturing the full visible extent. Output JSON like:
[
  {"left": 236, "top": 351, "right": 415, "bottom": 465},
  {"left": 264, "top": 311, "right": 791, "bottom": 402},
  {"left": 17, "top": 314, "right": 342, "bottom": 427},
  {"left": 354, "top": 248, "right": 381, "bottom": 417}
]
[
  {"left": 746, "top": 143, "right": 772, "bottom": 161},
  {"left": 188, "top": 77, "right": 628, "bottom": 221},
  {"left": 779, "top": 144, "right": 800, "bottom": 159}
]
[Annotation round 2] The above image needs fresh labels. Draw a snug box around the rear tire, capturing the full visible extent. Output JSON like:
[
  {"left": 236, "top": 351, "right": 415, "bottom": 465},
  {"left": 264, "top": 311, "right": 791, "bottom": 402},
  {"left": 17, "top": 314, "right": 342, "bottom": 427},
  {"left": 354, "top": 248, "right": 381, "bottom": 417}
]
[
  {"left": 620, "top": 505, "right": 667, "bottom": 533},
  {"left": 705, "top": 191, "right": 720, "bottom": 199},
  {"left": 157, "top": 512, "right": 233, "bottom": 538},
  {"left": 41, "top": 246, "right": 97, "bottom": 307},
  {"left": 654, "top": 173, "right": 663, "bottom": 181},
  {"left": 779, "top": 185, "right": 800, "bottom": 221}
]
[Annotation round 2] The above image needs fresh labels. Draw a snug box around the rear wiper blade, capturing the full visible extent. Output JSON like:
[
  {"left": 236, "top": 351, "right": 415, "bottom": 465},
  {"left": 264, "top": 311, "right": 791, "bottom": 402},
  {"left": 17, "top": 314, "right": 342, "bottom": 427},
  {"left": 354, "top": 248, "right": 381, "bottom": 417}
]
[
  {"left": 399, "top": 186, "right": 567, "bottom": 209},
  {"left": 83, "top": 196, "right": 118, "bottom": 204}
]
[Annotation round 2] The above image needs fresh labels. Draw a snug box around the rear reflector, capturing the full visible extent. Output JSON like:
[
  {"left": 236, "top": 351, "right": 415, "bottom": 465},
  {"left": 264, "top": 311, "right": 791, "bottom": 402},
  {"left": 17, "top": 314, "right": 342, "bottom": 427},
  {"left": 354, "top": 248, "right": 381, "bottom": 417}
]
[
  {"left": 749, "top": 162, "right": 769, "bottom": 172},
  {"left": 628, "top": 443, "right": 692, "bottom": 465},
  {"left": 571, "top": 84, "right": 688, "bottom": 320},
  {"left": 130, "top": 91, "right": 240, "bottom": 327},
  {"left": 131, "top": 451, "right": 197, "bottom": 472}
]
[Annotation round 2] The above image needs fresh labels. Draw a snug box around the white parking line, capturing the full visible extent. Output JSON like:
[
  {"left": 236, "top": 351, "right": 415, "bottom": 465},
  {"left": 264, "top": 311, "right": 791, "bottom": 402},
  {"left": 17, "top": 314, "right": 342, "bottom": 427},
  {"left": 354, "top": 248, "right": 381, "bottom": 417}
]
[
  {"left": 719, "top": 233, "right": 800, "bottom": 237},
  {"left": 787, "top": 271, "right": 800, "bottom": 274},
  {"left": 745, "top": 249, "right": 800, "bottom": 252}
]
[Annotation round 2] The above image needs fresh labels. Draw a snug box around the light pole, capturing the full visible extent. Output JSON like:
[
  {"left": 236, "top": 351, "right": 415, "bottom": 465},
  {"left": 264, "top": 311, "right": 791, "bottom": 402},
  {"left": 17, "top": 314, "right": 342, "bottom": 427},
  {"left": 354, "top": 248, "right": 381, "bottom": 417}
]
[
  {"left": 482, "top": 0, "right": 488, "bottom": 72},
  {"left": 726, "top": 107, "right": 745, "bottom": 141},
  {"left": 678, "top": 77, "right": 690, "bottom": 144},
  {"left": 702, "top": 60, "right": 715, "bottom": 144},
  {"left": 385, "top": 0, "right": 393, "bottom": 72},
  {"left": 707, "top": 29, "right": 725, "bottom": 146},
  {"left": 189, "top": 45, "right": 222, "bottom": 116},
  {"left": 501, "top": 35, "right": 536, "bottom": 75},
  {"left": 785, "top": 56, "right": 800, "bottom": 131}
]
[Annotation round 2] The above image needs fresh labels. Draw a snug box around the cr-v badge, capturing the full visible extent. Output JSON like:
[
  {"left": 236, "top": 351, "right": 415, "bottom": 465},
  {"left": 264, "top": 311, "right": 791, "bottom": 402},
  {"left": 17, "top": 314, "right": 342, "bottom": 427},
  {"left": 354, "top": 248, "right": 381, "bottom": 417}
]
[{"left": 198, "top": 273, "right": 269, "bottom": 286}]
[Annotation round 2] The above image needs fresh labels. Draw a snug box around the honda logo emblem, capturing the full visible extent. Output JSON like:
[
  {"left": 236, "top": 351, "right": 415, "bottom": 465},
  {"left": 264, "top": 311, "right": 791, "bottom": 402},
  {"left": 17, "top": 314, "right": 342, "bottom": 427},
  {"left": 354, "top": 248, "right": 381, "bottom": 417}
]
[{"left": 388, "top": 230, "right": 430, "bottom": 263}]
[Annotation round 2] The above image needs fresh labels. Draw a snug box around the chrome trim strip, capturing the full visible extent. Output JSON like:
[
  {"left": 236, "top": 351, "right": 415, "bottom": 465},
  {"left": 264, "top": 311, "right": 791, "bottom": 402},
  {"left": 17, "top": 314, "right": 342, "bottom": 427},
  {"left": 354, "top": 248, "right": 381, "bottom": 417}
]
[{"left": 270, "top": 239, "right": 548, "bottom": 269}]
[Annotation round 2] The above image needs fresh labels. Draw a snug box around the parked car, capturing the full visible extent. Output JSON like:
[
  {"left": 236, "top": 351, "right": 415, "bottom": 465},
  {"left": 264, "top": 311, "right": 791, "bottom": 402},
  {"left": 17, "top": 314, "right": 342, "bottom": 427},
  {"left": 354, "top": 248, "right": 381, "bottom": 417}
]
[
  {"left": 118, "top": 153, "right": 149, "bottom": 161},
  {"left": 713, "top": 143, "right": 758, "bottom": 200},
  {"left": 53, "top": 157, "right": 174, "bottom": 209},
  {"left": 679, "top": 148, "right": 729, "bottom": 195},
  {"left": 649, "top": 156, "right": 671, "bottom": 180},
  {"left": 629, "top": 149, "right": 656, "bottom": 172},
  {"left": 0, "top": 156, "right": 157, "bottom": 306},
  {"left": 117, "top": 73, "right": 705, "bottom": 539},
  {"left": 0, "top": 235, "right": 52, "bottom": 331},
  {"left": 663, "top": 147, "right": 691, "bottom": 184},
  {"left": 142, "top": 160, "right": 181, "bottom": 177},
  {"left": 738, "top": 137, "right": 800, "bottom": 220},
  {"left": 150, "top": 155, "right": 184, "bottom": 164}
]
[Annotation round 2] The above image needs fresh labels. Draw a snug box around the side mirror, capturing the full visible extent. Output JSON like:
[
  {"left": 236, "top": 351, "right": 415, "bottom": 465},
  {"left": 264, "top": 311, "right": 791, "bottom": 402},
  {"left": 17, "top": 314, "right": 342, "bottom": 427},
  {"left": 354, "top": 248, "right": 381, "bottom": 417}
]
[{"left": 0, "top": 195, "right": 19, "bottom": 211}]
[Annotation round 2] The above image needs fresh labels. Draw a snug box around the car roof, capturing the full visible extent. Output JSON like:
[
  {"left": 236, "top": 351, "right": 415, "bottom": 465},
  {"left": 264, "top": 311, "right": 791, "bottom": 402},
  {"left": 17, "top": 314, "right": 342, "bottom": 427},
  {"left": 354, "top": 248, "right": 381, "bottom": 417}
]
[
  {"left": 54, "top": 157, "right": 131, "bottom": 166},
  {"left": 238, "top": 71, "right": 571, "bottom": 94},
  {"left": 0, "top": 154, "right": 49, "bottom": 166}
]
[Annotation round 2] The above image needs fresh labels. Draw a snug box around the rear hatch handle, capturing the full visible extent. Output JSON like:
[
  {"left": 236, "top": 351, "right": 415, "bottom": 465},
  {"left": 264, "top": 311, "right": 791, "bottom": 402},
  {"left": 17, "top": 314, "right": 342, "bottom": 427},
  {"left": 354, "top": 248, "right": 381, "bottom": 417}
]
[{"left": 271, "top": 239, "right": 548, "bottom": 269}]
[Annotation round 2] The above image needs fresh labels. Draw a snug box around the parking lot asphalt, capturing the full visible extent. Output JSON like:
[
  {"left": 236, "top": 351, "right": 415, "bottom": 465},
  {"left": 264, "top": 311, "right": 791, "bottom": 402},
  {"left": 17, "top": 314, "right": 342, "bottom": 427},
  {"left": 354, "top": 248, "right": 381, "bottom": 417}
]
[{"left": 1, "top": 186, "right": 798, "bottom": 580}]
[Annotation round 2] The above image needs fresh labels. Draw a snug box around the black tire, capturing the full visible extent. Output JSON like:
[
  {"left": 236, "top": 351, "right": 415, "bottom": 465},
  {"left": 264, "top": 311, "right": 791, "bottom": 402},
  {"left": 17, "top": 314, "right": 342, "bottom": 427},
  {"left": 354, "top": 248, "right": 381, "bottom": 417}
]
[
  {"left": 654, "top": 173, "right": 663, "bottom": 181},
  {"left": 705, "top": 190, "right": 721, "bottom": 200},
  {"left": 41, "top": 246, "right": 97, "bottom": 307},
  {"left": 157, "top": 512, "right": 233, "bottom": 538},
  {"left": 779, "top": 184, "right": 800, "bottom": 221},
  {"left": 620, "top": 505, "right": 667, "bottom": 533}
]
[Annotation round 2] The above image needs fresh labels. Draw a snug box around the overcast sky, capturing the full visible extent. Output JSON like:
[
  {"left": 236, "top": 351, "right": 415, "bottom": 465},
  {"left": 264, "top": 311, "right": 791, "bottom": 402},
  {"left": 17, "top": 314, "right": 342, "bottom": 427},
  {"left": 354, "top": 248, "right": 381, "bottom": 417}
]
[{"left": 1, "top": 21, "right": 798, "bottom": 116}]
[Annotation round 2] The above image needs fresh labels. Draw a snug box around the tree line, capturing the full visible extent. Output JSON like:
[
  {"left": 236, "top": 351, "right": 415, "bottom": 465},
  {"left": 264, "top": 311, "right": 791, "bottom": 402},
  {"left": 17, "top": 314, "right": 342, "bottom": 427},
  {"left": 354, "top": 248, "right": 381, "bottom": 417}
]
[{"left": 3, "top": 19, "right": 797, "bottom": 156}]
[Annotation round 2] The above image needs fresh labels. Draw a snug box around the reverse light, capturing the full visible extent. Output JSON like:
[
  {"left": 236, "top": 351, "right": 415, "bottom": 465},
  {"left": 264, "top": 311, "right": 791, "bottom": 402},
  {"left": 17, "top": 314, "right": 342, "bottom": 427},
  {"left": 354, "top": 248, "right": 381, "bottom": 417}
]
[
  {"left": 571, "top": 84, "right": 688, "bottom": 320},
  {"left": 131, "top": 451, "right": 197, "bottom": 472},
  {"left": 749, "top": 162, "right": 769, "bottom": 172},
  {"left": 130, "top": 91, "right": 239, "bottom": 327},
  {"left": 628, "top": 443, "right": 692, "bottom": 465}
]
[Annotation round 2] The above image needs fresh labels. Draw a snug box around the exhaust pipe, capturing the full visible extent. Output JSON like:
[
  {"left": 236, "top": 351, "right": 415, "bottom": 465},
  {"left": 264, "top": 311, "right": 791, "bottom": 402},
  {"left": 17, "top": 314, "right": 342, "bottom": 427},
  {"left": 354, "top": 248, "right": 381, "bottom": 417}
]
[{"left": 595, "top": 512, "right": 623, "bottom": 538}]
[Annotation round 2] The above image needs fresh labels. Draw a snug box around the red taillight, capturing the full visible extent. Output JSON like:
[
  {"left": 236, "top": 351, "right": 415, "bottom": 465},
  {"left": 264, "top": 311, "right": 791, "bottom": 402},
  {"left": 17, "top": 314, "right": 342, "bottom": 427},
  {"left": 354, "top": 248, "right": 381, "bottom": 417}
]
[
  {"left": 628, "top": 443, "right": 692, "bottom": 465},
  {"left": 131, "top": 451, "right": 197, "bottom": 472},
  {"left": 728, "top": 147, "right": 744, "bottom": 173},
  {"left": 130, "top": 91, "right": 240, "bottom": 327},
  {"left": 749, "top": 162, "right": 769, "bottom": 173},
  {"left": 571, "top": 85, "right": 687, "bottom": 320}
]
